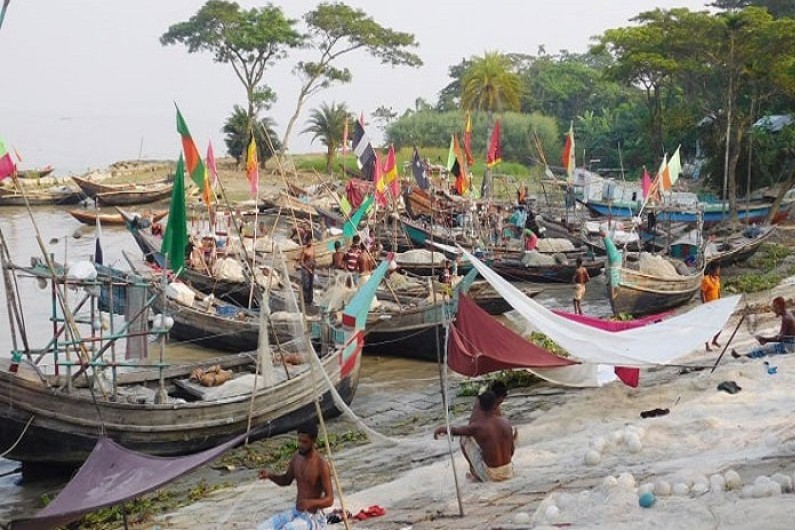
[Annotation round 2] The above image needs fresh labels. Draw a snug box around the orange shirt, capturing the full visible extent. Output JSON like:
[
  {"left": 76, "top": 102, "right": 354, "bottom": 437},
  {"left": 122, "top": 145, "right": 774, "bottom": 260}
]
[{"left": 701, "top": 274, "right": 720, "bottom": 302}]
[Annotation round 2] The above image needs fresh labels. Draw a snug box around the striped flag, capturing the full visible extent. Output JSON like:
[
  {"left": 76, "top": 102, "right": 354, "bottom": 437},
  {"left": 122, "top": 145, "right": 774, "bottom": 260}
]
[{"left": 175, "top": 105, "right": 211, "bottom": 204}]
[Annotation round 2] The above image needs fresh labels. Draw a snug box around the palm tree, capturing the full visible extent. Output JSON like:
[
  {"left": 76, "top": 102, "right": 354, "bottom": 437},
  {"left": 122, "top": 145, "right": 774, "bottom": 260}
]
[
  {"left": 460, "top": 51, "right": 522, "bottom": 117},
  {"left": 302, "top": 102, "right": 350, "bottom": 174},
  {"left": 222, "top": 105, "right": 281, "bottom": 166}
]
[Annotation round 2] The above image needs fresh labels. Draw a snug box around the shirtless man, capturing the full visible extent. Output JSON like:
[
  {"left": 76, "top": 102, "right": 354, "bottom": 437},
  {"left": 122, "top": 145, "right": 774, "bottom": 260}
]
[
  {"left": 732, "top": 297, "right": 795, "bottom": 359},
  {"left": 572, "top": 257, "right": 590, "bottom": 315},
  {"left": 357, "top": 242, "right": 376, "bottom": 283},
  {"left": 258, "top": 422, "right": 333, "bottom": 530},
  {"left": 331, "top": 241, "right": 345, "bottom": 271},
  {"left": 434, "top": 391, "right": 515, "bottom": 482}
]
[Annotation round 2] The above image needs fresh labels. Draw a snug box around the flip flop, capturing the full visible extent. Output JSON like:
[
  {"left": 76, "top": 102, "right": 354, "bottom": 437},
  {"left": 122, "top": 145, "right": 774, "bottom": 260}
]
[
  {"left": 717, "top": 381, "right": 742, "bottom": 394},
  {"left": 640, "top": 407, "right": 670, "bottom": 419},
  {"left": 353, "top": 505, "right": 386, "bottom": 520}
]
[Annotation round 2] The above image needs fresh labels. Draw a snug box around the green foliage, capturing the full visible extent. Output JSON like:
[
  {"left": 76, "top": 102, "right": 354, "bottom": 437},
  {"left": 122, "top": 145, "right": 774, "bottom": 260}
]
[
  {"left": 66, "top": 489, "right": 175, "bottom": 529},
  {"left": 724, "top": 271, "right": 786, "bottom": 293},
  {"left": 301, "top": 102, "right": 351, "bottom": 173},
  {"left": 461, "top": 51, "right": 523, "bottom": 114},
  {"left": 222, "top": 105, "right": 280, "bottom": 164},
  {"left": 723, "top": 243, "right": 793, "bottom": 293},
  {"left": 749, "top": 243, "right": 791, "bottom": 270},
  {"left": 528, "top": 331, "right": 569, "bottom": 356},
  {"left": 386, "top": 111, "right": 559, "bottom": 167},
  {"left": 458, "top": 370, "right": 540, "bottom": 397},
  {"left": 161, "top": 1, "right": 302, "bottom": 129}
]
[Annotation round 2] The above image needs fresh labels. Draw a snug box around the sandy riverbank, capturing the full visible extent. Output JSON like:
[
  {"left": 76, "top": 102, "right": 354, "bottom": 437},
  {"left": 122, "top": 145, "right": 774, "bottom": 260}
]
[{"left": 143, "top": 260, "right": 795, "bottom": 530}]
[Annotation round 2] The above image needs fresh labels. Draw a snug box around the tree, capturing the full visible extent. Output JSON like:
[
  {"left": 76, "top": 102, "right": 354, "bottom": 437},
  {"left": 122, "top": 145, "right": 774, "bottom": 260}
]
[
  {"left": 223, "top": 105, "right": 280, "bottom": 165},
  {"left": 437, "top": 59, "right": 472, "bottom": 111},
  {"left": 301, "top": 102, "right": 350, "bottom": 173},
  {"left": 161, "top": 1, "right": 302, "bottom": 139},
  {"left": 460, "top": 51, "right": 522, "bottom": 116},
  {"left": 280, "top": 2, "right": 422, "bottom": 152},
  {"left": 371, "top": 105, "right": 398, "bottom": 131}
]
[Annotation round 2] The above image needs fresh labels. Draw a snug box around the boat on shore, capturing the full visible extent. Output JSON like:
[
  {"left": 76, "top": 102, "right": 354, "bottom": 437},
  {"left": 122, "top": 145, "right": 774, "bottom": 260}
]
[
  {"left": 96, "top": 184, "right": 174, "bottom": 206},
  {"left": 0, "top": 234, "right": 388, "bottom": 465},
  {"left": 669, "top": 225, "right": 775, "bottom": 266},
  {"left": 15, "top": 166, "right": 55, "bottom": 180},
  {"left": 68, "top": 208, "right": 169, "bottom": 226},
  {"left": 0, "top": 185, "right": 84, "bottom": 206}
]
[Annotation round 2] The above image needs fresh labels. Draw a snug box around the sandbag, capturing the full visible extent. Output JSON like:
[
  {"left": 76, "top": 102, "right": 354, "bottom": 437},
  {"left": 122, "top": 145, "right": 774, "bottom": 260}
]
[
  {"left": 536, "top": 238, "right": 576, "bottom": 253},
  {"left": 165, "top": 282, "right": 195, "bottom": 306},
  {"left": 638, "top": 253, "right": 680, "bottom": 278},
  {"left": 213, "top": 257, "right": 245, "bottom": 282},
  {"left": 520, "top": 251, "right": 556, "bottom": 267}
]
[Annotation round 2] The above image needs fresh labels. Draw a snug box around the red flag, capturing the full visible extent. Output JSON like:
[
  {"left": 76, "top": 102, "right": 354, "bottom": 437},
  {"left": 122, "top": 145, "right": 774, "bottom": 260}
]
[
  {"left": 463, "top": 111, "right": 474, "bottom": 166},
  {"left": 486, "top": 120, "right": 501, "bottom": 168},
  {"left": 374, "top": 151, "right": 387, "bottom": 206},
  {"left": 641, "top": 166, "right": 651, "bottom": 199},
  {"left": 382, "top": 144, "right": 400, "bottom": 198},
  {"left": 342, "top": 117, "right": 349, "bottom": 157},
  {"left": 562, "top": 122, "right": 575, "bottom": 179}
]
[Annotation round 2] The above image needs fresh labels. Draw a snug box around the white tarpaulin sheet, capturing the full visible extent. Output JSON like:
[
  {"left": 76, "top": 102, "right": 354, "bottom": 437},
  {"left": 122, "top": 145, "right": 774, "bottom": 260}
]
[{"left": 462, "top": 248, "right": 740, "bottom": 368}]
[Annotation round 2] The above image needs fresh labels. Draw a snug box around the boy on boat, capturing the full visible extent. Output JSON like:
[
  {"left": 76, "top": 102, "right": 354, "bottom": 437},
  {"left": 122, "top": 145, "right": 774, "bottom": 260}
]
[{"left": 258, "top": 422, "right": 333, "bottom": 530}]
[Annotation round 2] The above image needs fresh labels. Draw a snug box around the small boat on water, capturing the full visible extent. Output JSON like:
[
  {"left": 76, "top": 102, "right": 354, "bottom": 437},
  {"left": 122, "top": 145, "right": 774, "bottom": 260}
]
[
  {"left": 0, "top": 233, "right": 389, "bottom": 465},
  {"left": 15, "top": 166, "right": 55, "bottom": 180},
  {"left": 71, "top": 175, "right": 172, "bottom": 199},
  {"left": 96, "top": 184, "right": 174, "bottom": 206},
  {"left": 68, "top": 208, "right": 169, "bottom": 226},
  {"left": 0, "top": 185, "right": 84, "bottom": 206}
]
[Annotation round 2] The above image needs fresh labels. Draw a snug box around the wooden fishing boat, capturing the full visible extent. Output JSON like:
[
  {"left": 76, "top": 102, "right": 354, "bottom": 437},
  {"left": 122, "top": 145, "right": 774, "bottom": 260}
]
[
  {"left": 258, "top": 192, "right": 319, "bottom": 219},
  {"left": 68, "top": 208, "right": 168, "bottom": 226},
  {"left": 71, "top": 175, "right": 136, "bottom": 198},
  {"left": 0, "top": 238, "right": 388, "bottom": 465},
  {"left": 669, "top": 225, "right": 775, "bottom": 267},
  {"left": 489, "top": 256, "right": 605, "bottom": 284},
  {"left": 0, "top": 186, "right": 84, "bottom": 206},
  {"left": 15, "top": 166, "right": 55, "bottom": 180},
  {"left": 604, "top": 236, "right": 703, "bottom": 317},
  {"left": 96, "top": 184, "right": 174, "bottom": 206}
]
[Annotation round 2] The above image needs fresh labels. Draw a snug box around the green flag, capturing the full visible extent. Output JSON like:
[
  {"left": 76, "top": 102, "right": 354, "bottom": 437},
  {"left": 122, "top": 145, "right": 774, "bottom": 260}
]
[
  {"left": 343, "top": 194, "right": 374, "bottom": 238},
  {"left": 161, "top": 153, "right": 187, "bottom": 273}
]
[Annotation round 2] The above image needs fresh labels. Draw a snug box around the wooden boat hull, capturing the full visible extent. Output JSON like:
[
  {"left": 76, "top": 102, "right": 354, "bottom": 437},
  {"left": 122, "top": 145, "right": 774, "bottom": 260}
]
[
  {"left": 71, "top": 175, "right": 135, "bottom": 198},
  {"left": 0, "top": 187, "right": 84, "bottom": 206},
  {"left": 490, "top": 258, "right": 604, "bottom": 284},
  {"left": 583, "top": 199, "right": 791, "bottom": 226},
  {"left": 16, "top": 167, "right": 55, "bottom": 180},
  {"left": 606, "top": 266, "right": 703, "bottom": 317},
  {"left": 69, "top": 208, "right": 168, "bottom": 226},
  {"left": 0, "top": 354, "right": 359, "bottom": 464},
  {"left": 96, "top": 185, "right": 173, "bottom": 206}
]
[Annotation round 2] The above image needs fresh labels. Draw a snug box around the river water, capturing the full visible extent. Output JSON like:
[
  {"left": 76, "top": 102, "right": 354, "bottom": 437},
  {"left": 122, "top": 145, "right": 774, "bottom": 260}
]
[{"left": 0, "top": 204, "right": 610, "bottom": 523}]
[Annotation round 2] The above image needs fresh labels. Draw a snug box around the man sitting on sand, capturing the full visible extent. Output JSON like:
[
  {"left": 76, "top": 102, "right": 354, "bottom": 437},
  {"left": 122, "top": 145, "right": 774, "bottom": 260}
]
[
  {"left": 732, "top": 296, "right": 795, "bottom": 359},
  {"left": 257, "top": 422, "right": 333, "bottom": 530},
  {"left": 434, "top": 391, "right": 515, "bottom": 482}
]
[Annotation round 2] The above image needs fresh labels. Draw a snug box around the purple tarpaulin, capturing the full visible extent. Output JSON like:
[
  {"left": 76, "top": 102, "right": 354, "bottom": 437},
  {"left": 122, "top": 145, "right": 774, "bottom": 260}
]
[{"left": 9, "top": 434, "right": 247, "bottom": 530}]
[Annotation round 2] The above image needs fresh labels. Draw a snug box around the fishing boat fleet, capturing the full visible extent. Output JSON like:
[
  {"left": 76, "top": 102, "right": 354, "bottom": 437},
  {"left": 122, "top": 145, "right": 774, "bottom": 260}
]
[{"left": 0, "top": 136, "right": 789, "bottom": 529}]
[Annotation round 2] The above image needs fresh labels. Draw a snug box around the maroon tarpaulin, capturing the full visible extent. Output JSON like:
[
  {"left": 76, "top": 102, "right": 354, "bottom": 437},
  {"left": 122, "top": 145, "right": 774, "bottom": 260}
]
[
  {"left": 448, "top": 295, "right": 576, "bottom": 377},
  {"left": 10, "top": 434, "right": 247, "bottom": 530},
  {"left": 345, "top": 178, "right": 373, "bottom": 210}
]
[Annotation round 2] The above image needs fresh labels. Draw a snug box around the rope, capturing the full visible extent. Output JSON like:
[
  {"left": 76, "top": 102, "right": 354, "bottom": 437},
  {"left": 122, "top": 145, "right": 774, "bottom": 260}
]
[{"left": 0, "top": 415, "right": 35, "bottom": 459}]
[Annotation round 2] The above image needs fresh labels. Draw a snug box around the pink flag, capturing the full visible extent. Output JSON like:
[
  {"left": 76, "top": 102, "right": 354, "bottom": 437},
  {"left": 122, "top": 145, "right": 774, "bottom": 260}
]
[
  {"left": 0, "top": 138, "right": 15, "bottom": 180},
  {"left": 641, "top": 166, "right": 651, "bottom": 199},
  {"left": 206, "top": 140, "right": 218, "bottom": 188}
]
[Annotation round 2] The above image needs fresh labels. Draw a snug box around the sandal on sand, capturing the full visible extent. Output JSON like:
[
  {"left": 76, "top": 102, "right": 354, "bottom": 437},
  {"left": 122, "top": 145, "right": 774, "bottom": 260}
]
[
  {"left": 717, "top": 381, "right": 742, "bottom": 394},
  {"left": 354, "top": 505, "right": 386, "bottom": 520},
  {"left": 640, "top": 408, "right": 670, "bottom": 419}
]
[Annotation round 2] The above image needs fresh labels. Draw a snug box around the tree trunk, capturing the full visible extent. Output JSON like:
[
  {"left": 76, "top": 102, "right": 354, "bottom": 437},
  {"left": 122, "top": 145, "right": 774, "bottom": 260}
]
[
  {"left": 280, "top": 85, "right": 312, "bottom": 155},
  {"left": 765, "top": 163, "right": 795, "bottom": 225},
  {"left": 727, "top": 123, "right": 745, "bottom": 221},
  {"left": 326, "top": 145, "right": 334, "bottom": 174}
]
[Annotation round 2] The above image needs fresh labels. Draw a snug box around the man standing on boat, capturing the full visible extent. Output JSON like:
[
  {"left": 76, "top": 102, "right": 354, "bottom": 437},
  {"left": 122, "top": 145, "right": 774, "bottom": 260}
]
[
  {"left": 343, "top": 235, "right": 362, "bottom": 286},
  {"left": 572, "top": 257, "right": 590, "bottom": 315},
  {"left": 258, "top": 422, "right": 333, "bottom": 530},
  {"left": 299, "top": 235, "right": 316, "bottom": 307}
]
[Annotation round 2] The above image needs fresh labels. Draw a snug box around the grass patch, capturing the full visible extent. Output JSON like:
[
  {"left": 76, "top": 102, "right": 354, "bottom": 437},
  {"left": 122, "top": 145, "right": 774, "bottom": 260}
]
[
  {"left": 458, "top": 370, "right": 541, "bottom": 397},
  {"left": 45, "top": 489, "right": 176, "bottom": 529}
]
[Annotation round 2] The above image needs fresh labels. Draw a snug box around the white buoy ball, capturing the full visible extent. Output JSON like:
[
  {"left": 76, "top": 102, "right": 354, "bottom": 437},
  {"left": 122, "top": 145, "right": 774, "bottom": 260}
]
[
  {"left": 654, "top": 480, "right": 672, "bottom": 497},
  {"left": 692, "top": 482, "right": 709, "bottom": 495},
  {"left": 771, "top": 473, "right": 792, "bottom": 493},
  {"left": 163, "top": 315, "right": 174, "bottom": 331},
  {"left": 672, "top": 483, "right": 690, "bottom": 496},
  {"left": 626, "top": 434, "right": 643, "bottom": 453},
  {"left": 602, "top": 475, "right": 619, "bottom": 489},
  {"left": 724, "top": 470, "right": 742, "bottom": 490},
  {"left": 513, "top": 512, "right": 531, "bottom": 525},
  {"left": 768, "top": 481, "right": 782, "bottom": 497},
  {"left": 638, "top": 482, "right": 654, "bottom": 495},
  {"left": 544, "top": 505, "right": 560, "bottom": 521},
  {"left": 585, "top": 450, "right": 602, "bottom": 466},
  {"left": 709, "top": 474, "right": 726, "bottom": 493},
  {"left": 740, "top": 485, "right": 754, "bottom": 499},
  {"left": 556, "top": 493, "right": 574, "bottom": 510},
  {"left": 609, "top": 430, "right": 624, "bottom": 444},
  {"left": 754, "top": 476, "right": 771, "bottom": 487},
  {"left": 752, "top": 483, "right": 768, "bottom": 498},
  {"left": 590, "top": 436, "right": 607, "bottom": 452},
  {"left": 638, "top": 491, "right": 656, "bottom": 508},
  {"left": 617, "top": 472, "right": 636, "bottom": 490},
  {"left": 153, "top": 314, "right": 163, "bottom": 329}
]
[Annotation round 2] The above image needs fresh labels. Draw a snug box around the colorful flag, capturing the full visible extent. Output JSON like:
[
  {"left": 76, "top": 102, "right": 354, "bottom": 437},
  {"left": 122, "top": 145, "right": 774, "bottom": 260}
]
[
  {"left": 382, "top": 144, "right": 399, "bottom": 197},
  {"left": 562, "top": 122, "right": 575, "bottom": 180},
  {"left": 161, "top": 154, "right": 187, "bottom": 273},
  {"left": 447, "top": 135, "right": 468, "bottom": 195},
  {"left": 342, "top": 117, "right": 349, "bottom": 157},
  {"left": 206, "top": 140, "right": 218, "bottom": 189},
  {"left": 641, "top": 166, "right": 652, "bottom": 199},
  {"left": 411, "top": 147, "right": 429, "bottom": 189},
  {"left": 486, "top": 120, "right": 502, "bottom": 168},
  {"left": 246, "top": 137, "right": 259, "bottom": 199},
  {"left": 352, "top": 116, "right": 376, "bottom": 181},
  {"left": 0, "top": 137, "right": 16, "bottom": 180},
  {"left": 175, "top": 106, "right": 207, "bottom": 189},
  {"left": 374, "top": 151, "right": 387, "bottom": 206},
  {"left": 662, "top": 146, "right": 682, "bottom": 191},
  {"left": 463, "top": 111, "right": 474, "bottom": 166}
]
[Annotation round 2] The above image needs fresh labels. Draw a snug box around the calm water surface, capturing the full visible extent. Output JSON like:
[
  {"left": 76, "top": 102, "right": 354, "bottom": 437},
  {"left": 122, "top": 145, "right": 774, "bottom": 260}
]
[{"left": 0, "top": 204, "right": 610, "bottom": 523}]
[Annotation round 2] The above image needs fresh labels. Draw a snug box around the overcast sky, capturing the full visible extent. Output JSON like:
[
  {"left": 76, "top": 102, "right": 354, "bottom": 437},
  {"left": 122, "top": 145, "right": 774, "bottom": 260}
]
[{"left": 0, "top": 0, "right": 710, "bottom": 175}]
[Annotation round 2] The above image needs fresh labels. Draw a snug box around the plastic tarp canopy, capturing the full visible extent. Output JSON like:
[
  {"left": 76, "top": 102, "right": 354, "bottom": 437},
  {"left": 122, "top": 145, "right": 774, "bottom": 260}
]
[
  {"left": 10, "top": 434, "right": 246, "bottom": 530},
  {"left": 461, "top": 248, "right": 740, "bottom": 368}
]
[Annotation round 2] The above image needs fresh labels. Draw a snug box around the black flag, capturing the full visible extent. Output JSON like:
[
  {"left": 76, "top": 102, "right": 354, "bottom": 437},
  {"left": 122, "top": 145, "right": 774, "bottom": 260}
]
[
  {"left": 411, "top": 147, "right": 429, "bottom": 189},
  {"left": 352, "top": 117, "right": 376, "bottom": 181}
]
